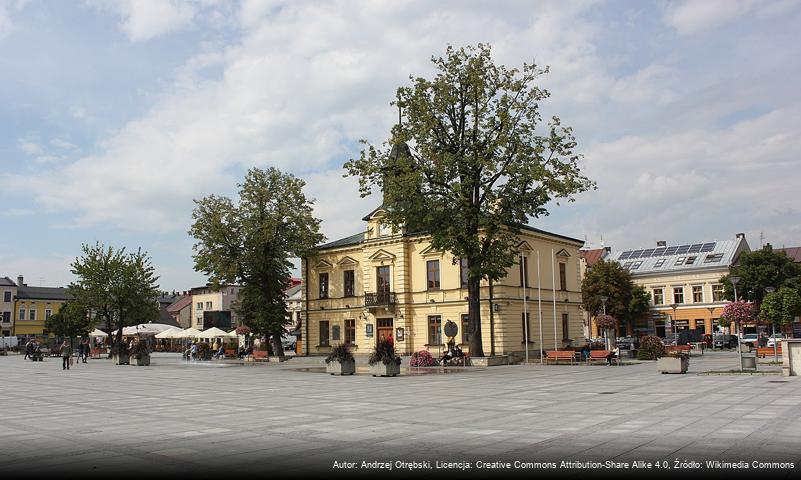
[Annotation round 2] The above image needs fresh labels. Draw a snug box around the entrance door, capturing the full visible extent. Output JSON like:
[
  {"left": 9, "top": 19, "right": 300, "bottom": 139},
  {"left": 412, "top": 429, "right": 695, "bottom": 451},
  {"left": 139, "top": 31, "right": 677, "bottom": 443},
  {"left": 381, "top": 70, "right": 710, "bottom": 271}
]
[{"left": 377, "top": 318, "right": 393, "bottom": 345}]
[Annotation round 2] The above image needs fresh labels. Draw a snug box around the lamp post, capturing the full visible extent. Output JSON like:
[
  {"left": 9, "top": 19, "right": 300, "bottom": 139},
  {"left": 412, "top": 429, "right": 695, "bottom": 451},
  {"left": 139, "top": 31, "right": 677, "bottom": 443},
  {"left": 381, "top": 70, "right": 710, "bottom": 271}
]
[
  {"left": 600, "top": 296, "right": 609, "bottom": 349},
  {"left": 765, "top": 286, "right": 777, "bottom": 362},
  {"left": 669, "top": 303, "right": 677, "bottom": 344},
  {"left": 707, "top": 307, "right": 716, "bottom": 350},
  {"left": 520, "top": 254, "right": 529, "bottom": 365},
  {"left": 730, "top": 276, "right": 743, "bottom": 371}
]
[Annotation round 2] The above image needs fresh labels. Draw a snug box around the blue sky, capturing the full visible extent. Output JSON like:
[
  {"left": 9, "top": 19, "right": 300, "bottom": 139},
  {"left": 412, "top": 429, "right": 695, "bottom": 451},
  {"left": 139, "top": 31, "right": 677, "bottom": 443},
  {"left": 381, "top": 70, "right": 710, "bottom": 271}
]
[{"left": 2, "top": 0, "right": 800, "bottom": 291}]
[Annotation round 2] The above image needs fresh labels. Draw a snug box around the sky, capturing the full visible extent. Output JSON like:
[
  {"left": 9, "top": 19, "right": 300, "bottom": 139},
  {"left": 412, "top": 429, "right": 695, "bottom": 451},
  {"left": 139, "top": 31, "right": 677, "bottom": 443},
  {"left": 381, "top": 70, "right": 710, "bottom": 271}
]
[{"left": 1, "top": 0, "right": 800, "bottom": 291}]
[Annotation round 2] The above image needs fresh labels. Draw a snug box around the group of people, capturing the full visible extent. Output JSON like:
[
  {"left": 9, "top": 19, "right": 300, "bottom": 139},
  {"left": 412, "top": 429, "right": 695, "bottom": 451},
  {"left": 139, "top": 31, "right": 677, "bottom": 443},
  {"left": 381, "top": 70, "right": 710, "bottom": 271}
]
[
  {"left": 438, "top": 338, "right": 464, "bottom": 366},
  {"left": 182, "top": 340, "right": 247, "bottom": 360},
  {"left": 58, "top": 339, "right": 90, "bottom": 370},
  {"left": 579, "top": 343, "right": 620, "bottom": 365}
]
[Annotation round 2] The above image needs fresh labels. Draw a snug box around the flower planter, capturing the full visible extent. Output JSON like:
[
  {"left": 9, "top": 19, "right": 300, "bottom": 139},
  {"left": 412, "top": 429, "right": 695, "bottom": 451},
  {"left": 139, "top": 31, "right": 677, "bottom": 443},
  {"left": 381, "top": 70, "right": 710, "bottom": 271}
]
[
  {"left": 326, "top": 359, "right": 355, "bottom": 375},
  {"left": 112, "top": 353, "right": 129, "bottom": 365},
  {"left": 370, "top": 361, "right": 401, "bottom": 377},
  {"left": 131, "top": 354, "right": 150, "bottom": 366},
  {"left": 657, "top": 356, "right": 689, "bottom": 374}
]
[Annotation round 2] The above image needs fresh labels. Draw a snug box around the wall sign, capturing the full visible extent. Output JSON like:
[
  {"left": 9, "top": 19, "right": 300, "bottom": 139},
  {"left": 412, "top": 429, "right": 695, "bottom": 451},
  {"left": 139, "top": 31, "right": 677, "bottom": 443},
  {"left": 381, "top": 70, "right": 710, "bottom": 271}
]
[
  {"left": 365, "top": 324, "right": 374, "bottom": 337},
  {"left": 395, "top": 327, "right": 404, "bottom": 342}
]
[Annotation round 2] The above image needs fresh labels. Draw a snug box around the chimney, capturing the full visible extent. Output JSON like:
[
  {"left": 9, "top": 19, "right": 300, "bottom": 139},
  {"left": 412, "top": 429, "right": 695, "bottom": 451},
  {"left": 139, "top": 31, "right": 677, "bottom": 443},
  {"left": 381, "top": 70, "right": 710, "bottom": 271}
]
[
  {"left": 736, "top": 233, "right": 745, "bottom": 239},
  {"left": 17, "top": 275, "right": 24, "bottom": 287},
  {"left": 656, "top": 241, "right": 667, "bottom": 247}
]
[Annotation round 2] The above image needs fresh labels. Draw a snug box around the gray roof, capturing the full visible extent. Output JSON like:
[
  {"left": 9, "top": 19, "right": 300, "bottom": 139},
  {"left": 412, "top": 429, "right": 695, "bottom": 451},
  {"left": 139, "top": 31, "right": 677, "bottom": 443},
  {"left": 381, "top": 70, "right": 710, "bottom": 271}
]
[
  {"left": 17, "top": 286, "right": 70, "bottom": 301},
  {"left": 284, "top": 284, "right": 302, "bottom": 298},
  {"left": 317, "top": 232, "right": 366, "bottom": 250},
  {"left": 609, "top": 236, "right": 749, "bottom": 276},
  {"left": 0, "top": 276, "right": 16, "bottom": 287}
]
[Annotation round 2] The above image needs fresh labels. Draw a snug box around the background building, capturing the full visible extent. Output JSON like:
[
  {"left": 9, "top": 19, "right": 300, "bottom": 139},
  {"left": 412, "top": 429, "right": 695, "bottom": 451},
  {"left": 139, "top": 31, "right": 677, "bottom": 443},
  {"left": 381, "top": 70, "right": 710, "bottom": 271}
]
[
  {"left": 11, "top": 275, "right": 69, "bottom": 338},
  {"left": 607, "top": 234, "right": 750, "bottom": 338},
  {"left": 1, "top": 277, "right": 18, "bottom": 337},
  {"left": 189, "top": 284, "right": 242, "bottom": 330}
]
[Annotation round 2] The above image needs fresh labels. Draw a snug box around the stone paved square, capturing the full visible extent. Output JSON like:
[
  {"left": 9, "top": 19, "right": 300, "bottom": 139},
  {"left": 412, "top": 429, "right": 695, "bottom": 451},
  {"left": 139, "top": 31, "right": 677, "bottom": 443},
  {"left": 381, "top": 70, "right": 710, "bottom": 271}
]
[{"left": 1, "top": 352, "right": 800, "bottom": 477}]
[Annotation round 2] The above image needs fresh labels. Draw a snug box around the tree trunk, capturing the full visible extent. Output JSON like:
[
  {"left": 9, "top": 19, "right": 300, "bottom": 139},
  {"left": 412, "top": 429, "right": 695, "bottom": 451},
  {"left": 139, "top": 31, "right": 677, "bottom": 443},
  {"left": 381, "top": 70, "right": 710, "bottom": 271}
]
[
  {"left": 467, "top": 275, "right": 485, "bottom": 357},
  {"left": 271, "top": 332, "right": 284, "bottom": 358}
]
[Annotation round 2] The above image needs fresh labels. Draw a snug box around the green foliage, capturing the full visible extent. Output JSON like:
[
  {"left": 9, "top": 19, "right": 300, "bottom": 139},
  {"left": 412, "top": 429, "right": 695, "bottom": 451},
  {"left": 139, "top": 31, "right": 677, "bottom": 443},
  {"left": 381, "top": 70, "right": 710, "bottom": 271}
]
[
  {"left": 325, "top": 344, "right": 354, "bottom": 364},
  {"left": 344, "top": 44, "right": 594, "bottom": 356},
  {"left": 369, "top": 337, "right": 401, "bottom": 366},
  {"left": 719, "top": 245, "right": 801, "bottom": 303},
  {"left": 68, "top": 242, "right": 160, "bottom": 348},
  {"left": 581, "top": 260, "right": 650, "bottom": 325},
  {"left": 759, "top": 287, "right": 801, "bottom": 327},
  {"left": 45, "top": 301, "right": 92, "bottom": 340},
  {"left": 190, "top": 167, "right": 324, "bottom": 356},
  {"left": 131, "top": 340, "right": 150, "bottom": 360},
  {"left": 637, "top": 335, "right": 665, "bottom": 360}
]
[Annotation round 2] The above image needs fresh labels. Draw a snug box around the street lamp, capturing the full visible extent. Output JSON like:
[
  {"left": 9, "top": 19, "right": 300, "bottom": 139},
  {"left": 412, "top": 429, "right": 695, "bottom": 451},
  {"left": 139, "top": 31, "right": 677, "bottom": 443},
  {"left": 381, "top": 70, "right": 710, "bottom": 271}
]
[
  {"left": 765, "top": 286, "right": 777, "bottom": 361},
  {"left": 730, "top": 276, "right": 744, "bottom": 371},
  {"left": 669, "top": 303, "right": 678, "bottom": 343},
  {"left": 599, "top": 296, "right": 609, "bottom": 349}
]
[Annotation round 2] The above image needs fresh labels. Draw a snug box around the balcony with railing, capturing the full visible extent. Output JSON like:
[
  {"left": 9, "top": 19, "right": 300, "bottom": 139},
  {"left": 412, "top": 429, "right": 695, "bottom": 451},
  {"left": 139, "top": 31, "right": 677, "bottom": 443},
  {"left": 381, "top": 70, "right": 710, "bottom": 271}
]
[{"left": 365, "top": 291, "right": 396, "bottom": 307}]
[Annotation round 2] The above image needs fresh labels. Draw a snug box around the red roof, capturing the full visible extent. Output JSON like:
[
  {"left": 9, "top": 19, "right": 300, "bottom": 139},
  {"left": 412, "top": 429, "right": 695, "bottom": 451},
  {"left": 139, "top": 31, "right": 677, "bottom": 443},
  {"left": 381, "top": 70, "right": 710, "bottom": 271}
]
[
  {"left": 580, "top": 248, "right": 608, "bottom": 268},
  {"left": 166, "top": 295, "right": 192, "bottom": 313},
  {"left": 777, "top": 247, "right": 801, "bottom": 263}
]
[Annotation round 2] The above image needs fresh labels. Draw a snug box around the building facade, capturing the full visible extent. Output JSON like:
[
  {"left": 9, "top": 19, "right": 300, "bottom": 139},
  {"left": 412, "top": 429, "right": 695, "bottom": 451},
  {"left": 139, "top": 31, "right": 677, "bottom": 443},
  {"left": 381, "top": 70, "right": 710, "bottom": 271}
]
[
  {"left": 1, "top": 277, "right": 17, "bottom": 336},
  {"left": 189, "top": 285, "right": 242, "bottom": 330},
  {"left": 302, "top": 207, "right": 586, "bottom": 358},
  {"left": 604, "top": 234, "right": 750, "bottom": 338},
  {"left": 11, "top": 276, "right": 69, "bottom": 337}
]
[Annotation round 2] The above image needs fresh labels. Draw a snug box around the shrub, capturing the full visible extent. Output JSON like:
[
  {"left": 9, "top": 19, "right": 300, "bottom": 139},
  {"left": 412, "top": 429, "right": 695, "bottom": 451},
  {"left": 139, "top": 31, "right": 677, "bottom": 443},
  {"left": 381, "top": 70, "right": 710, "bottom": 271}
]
[
  {"left": 325, "top": 343, "right": 354, "bottom": 364},
  {"left": 369, "top": 337, "right": 401, "bottom": 366},
  {"left": 131, "top": 341, "right": 150, "bottom": 360},
  {"left": 196, "top": 342, "right": 212, "bottom": 360},
  {"left": 637, "top": 335, "right": 665, "bottom": 360},
  {"left": 410, "top": 350, "right": 437, "bottom": 367}
]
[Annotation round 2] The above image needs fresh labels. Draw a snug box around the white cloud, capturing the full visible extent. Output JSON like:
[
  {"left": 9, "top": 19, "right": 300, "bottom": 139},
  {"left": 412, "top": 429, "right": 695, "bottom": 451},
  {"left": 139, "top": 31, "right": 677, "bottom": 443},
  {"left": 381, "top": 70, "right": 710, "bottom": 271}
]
[
  {"left": 664, "top": 0, "right": 798, "bottom": 36},
  {"left": 19, "top": 141, "right": 42, "bottom": 155},
  {"left": 87, "top": 0, "right": 199, "bottom": 42}
]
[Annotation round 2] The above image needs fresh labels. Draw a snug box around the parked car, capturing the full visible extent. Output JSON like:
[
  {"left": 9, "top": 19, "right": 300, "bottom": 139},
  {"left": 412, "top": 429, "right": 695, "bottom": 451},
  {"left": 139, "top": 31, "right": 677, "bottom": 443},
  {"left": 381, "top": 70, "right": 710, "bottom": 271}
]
[
  {"left": 740, "top": 333, "right": 759, "bottom": 348},
  {"left": 767, "top": 334, "right": 785, "bottom": 348},
  {"left": 712, "top": 333, "right": 738, "bottom": 349},
  {"left": 281, "top": 334, "right": 297, "bottom": 350}
]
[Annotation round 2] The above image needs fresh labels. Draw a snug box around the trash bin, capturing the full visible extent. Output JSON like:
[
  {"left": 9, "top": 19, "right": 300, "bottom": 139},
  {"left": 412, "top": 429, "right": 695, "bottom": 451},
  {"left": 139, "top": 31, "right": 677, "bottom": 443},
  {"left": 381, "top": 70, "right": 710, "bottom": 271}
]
[{"left": 742, "top": 355, "right": 757, "bottom": 370}]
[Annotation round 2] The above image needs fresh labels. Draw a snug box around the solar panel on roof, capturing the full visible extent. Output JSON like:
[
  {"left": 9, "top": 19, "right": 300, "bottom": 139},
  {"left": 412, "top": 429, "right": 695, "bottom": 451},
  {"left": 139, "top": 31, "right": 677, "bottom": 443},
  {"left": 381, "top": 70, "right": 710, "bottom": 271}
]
[
  {"left": 619, "top": 251, "right": 632, "bottom": 260},
  {"left": 652, "top": 247, "right": 667, "bottom": 257},
  {"left": 641, "top": 249, "right": 655, "bottom": 257},
  {"left": 631, "top": 250, "right": 644, "bottom": 258},
  {"left": 676, "top": 245, "right": 691, "bottom": 254},
  {"left": 700, "top": 243, "right": 716, "bottom": 252},
  {"left": 688, "top": 244, "right": 703, "bottom": 253},
  {"left": 664, "top": 246, "right": 679, "bottom": 255}
]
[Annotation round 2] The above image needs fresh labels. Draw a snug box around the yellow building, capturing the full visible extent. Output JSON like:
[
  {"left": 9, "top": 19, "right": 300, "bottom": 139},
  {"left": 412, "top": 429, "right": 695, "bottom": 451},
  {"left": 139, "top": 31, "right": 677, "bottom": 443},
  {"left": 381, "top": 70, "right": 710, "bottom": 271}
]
[
  {"left": 11, "top": 275, "right": 69, "bottom": 337},
  {"left": 601, "top": 234, "right": 750, "bottom": 338},
  {"left": 302, "top": 207, "right": 586, "bottom": 359}
]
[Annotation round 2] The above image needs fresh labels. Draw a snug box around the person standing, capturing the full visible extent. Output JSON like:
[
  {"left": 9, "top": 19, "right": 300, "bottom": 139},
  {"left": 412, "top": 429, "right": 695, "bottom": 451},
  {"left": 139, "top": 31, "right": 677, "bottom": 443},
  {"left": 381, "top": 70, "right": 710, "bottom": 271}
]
[
  {"left": 61, "top": 341, "right": 72, "bottom": 370},
  {"left": 24, "top": 340, "right": 33, "bottom": 360},
  {"left": 82, "top": 339, "right": 90, "bottom": 363}
]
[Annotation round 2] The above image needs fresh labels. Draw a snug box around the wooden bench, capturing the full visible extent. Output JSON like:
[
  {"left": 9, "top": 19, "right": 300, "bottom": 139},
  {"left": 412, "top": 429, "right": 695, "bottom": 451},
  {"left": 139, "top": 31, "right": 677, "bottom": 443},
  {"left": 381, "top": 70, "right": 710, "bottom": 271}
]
[
  {"left": 587, "top": 350, "right": 619, "bottom": 365},
  {"left": 224, "top": 349, "right": 237, "bottom": 358},
  {"left": 545, "top": 350, "right": 576, "bottom": 365},
  {"left": 245, "top": 350, "right": 269, "bottom": 362},
  {"left": 756, "top": 347, "right": 782, "bottom": 358},
  {"left": 666, "top": 345, "right": 691, "bottom": 354}
]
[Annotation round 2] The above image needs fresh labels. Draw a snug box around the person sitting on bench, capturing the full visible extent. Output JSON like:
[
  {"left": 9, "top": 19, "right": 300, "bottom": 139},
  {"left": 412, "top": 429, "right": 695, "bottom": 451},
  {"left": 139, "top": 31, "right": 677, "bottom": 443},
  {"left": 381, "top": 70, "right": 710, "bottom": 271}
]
[{"left": 606, "top": 346, "right": 620, "bottom": 365}]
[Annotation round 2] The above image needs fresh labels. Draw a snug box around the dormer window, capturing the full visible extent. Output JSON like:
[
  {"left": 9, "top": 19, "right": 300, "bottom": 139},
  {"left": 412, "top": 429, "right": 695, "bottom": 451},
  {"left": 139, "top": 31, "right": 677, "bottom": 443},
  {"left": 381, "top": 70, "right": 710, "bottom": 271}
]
[{"left": 378, "top": 222, "right": 390, "bottom": 237}]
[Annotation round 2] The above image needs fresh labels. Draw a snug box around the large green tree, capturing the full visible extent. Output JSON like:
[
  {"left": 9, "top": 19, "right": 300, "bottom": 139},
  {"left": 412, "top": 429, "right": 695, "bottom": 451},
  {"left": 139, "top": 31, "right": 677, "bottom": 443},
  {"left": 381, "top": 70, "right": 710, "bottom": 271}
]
[
  {"left": 69, "top": 243, "right": 161, "bottom": 352},
  {"left": 344, "top": 44, "right": 594, "bottom": 356},
  {"left": 720, "top": 245, "right": 801, "bottom": 304},
  {"left": 190, "top": 167, "right": 323, "bottom": 357},
  {"left": 581, "top": 259, "right": 651, "bottom": 334}
]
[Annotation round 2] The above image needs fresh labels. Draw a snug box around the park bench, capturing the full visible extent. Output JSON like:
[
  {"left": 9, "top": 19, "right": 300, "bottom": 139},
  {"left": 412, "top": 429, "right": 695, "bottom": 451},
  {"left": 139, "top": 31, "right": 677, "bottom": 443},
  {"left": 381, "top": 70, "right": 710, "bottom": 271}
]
[
  {"left": 756, "top": 347, "right": 782, "bottom": 358},
  {"left": 245, "top": 350, "right": 269, "bottom": 362},
  {"left": 587, "top": 350, "right": 619, "bottom": 365},
  {"left": 545, "top": 350, "right": 575, "bottom": 365},
  {"left": 666, "top": 345, "right": 691, "bottom": 354},
  {"left": 224, "top": 349, "right": 237, "bottom": 358}
]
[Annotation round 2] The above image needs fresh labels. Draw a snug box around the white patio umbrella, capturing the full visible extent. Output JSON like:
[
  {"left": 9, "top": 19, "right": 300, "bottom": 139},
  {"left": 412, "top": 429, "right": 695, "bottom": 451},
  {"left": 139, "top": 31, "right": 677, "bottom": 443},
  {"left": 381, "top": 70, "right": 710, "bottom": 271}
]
[
  {"left": 198, "top": 327, "right": 230, "bottom": 339},
  {"left": 155, "top": 327, "right": 181, "bottom": 339},
  {"left": 89, "top": 328, "right": 108, "bottom": 337},
  {"left": 226, "top": 330, "right": 239, "bottom": 338},
  {"left": 177, "top": 327, "right": 202, "bottom": 339}
]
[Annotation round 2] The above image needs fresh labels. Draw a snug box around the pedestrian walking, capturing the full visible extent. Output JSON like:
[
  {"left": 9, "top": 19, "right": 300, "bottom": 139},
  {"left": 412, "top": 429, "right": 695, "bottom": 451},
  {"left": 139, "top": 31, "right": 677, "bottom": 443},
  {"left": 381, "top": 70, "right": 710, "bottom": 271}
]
[
  {"left": 82, "top": 339, "right": 90, "bottom": 363},
  {"left": 61, "top": 341, "right": 72, "bottom": 370},
  {"left": 24, "top": 340, "right": 33, "bottom": 360}
]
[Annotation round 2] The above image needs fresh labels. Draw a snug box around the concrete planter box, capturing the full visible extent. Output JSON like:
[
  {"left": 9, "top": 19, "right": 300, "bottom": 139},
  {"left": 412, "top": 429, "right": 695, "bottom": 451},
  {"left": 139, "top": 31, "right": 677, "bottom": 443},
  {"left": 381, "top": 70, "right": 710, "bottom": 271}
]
[
  {"left": 131, "top": 354, "right": 150, "bottom": 366},
  {"left": 471, "top": 356, "right": 509, "bottom": 367},
  {"left": 370, "top": 361, "right": 401, "bottom": 377},
  {"left": 742, "top": 355, "right": 757, "bottom": 370},
  {"left": 326, "top": 359, "right": 355, "bottom": 375},
  {"left": 657, "top": 356, "right": 689, "bottom": 374},
  {"left": 269, "top": 356, "right": 289, "bottom": 363},
  {"left": 112, "top": 353, "right": 129, "bottom": 365}
]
